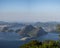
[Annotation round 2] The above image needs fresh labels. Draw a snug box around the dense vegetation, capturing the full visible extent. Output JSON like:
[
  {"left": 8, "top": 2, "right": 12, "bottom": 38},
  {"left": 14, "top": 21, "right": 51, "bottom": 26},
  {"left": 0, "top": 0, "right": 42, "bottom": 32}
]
[{"left": 20, "top": 40, "right": 60, "bottom": 48}]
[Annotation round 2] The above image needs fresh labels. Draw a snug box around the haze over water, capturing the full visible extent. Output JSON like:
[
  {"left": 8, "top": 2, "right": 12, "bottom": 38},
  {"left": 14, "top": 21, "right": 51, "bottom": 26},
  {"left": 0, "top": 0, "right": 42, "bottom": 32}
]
[{"left": 0, "top": 0, "right": 60, "bottom": 22}]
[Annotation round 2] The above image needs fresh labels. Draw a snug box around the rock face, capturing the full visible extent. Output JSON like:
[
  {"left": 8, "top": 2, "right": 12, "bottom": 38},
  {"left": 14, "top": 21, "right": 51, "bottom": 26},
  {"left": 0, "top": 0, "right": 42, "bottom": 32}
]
[{"left": 18, "top": 25, "right": 47, "bottom": 37}]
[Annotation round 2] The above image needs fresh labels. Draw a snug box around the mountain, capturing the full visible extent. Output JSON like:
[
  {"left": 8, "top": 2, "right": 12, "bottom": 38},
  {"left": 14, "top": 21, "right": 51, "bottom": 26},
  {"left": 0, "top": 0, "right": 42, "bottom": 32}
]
[
  {"left": 28, "top": 27, "right": 47, "bottom": 37},
  {"left": 18, "top": 25, "right": 35, "bottom": 37},
  {"left": 0, "top": 21, "right": 59, "bottom": 33},
  {"left": 0, "top": 21, "right": 9, "bottom": 25},
  {"left": 32, "top": 22, "right": 60, "bottom": 32},
  {"left": 18, "top": 25, "right": 47, "bottom": 37},
  {"left": 52, "top": 24, "right": 60, "bottom": 32}
]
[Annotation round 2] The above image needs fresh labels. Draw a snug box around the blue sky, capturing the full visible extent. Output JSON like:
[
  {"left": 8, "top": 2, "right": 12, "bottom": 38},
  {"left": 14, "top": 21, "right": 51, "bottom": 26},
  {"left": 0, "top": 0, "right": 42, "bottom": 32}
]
[{"left": 0, "top": 0, "right": 60, "bottom": 22}]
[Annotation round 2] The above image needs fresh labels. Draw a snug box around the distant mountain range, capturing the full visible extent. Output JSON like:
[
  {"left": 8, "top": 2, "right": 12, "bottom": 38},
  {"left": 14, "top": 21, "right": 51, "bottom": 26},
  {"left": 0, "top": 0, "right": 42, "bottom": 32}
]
[
  {"left": 18, "top": 25, "right": 47, "bottom": 37},
  {"left": 32, "top": 22, "right": 60, "bottom": 32},
  {"left": 0, "top": 21, "right": 60, "bottom": 41},
  {"left": 0, "top": 21, "right": 60, "bottom": 32}
]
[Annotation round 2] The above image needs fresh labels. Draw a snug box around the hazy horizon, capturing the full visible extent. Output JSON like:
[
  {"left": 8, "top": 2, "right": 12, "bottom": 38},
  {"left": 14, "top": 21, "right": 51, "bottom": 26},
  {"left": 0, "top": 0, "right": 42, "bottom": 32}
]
[{"left": 0, "top": 0, "right": 60, "bottom": 22}]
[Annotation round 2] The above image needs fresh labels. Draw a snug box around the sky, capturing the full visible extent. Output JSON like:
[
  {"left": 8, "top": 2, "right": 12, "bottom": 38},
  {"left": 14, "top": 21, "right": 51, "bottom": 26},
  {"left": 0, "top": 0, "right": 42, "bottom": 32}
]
[{"left": 0, "top": 0, "right": 60, "bottom": 22}]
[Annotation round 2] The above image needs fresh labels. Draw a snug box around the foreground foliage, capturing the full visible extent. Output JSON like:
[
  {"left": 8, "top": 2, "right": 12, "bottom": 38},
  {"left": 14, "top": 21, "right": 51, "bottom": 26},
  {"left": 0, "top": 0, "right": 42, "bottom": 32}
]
[{"left": 20, "top": 40, "right": 60, "bottom": 48}]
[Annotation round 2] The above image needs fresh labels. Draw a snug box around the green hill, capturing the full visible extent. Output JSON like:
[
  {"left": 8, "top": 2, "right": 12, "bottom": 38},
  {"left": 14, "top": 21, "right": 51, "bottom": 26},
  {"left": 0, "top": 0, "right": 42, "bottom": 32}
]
[{"left": 20, "top": 40, "right": 60, "bottom": 48}]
